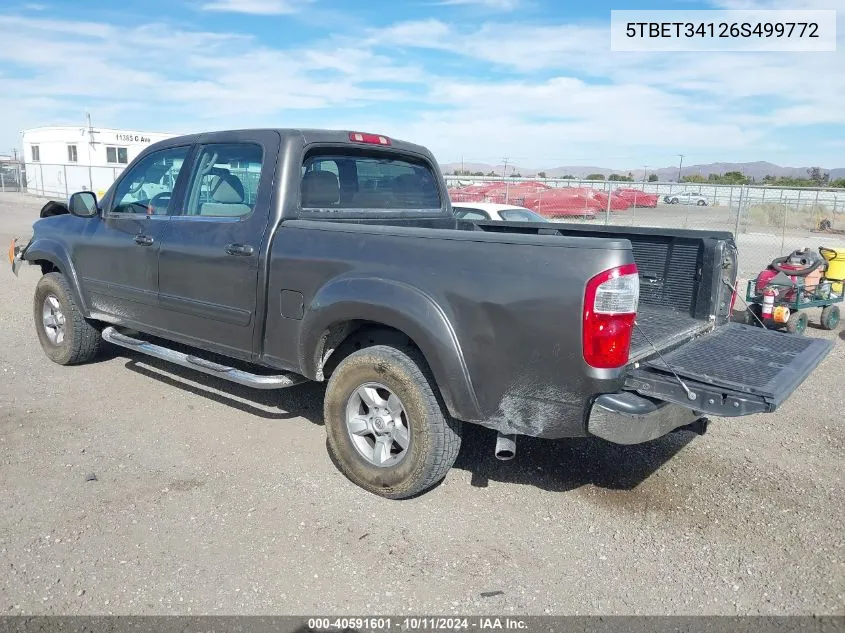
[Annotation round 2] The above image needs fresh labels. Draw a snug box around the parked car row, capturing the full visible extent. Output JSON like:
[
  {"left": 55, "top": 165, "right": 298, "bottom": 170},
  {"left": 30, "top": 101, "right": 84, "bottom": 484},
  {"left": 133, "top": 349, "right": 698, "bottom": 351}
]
[{"left": 447, "top": 182, "right": 678, "bottom": 220}]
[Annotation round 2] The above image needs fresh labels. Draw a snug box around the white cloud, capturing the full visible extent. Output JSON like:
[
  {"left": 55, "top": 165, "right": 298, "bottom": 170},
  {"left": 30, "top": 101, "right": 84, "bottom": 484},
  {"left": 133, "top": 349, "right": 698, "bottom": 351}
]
[
  {"left": 0, "top": 7, "right": 842, "bottom": 166},
  {"left": 370, "top": 19, "right": 609, "bottom": 71},
  {"left": 436, "top": 0, "right": 521, "bottom": 10},
  {"left": 0, "top": 14, "right": 426, "bottom": 147},
  {"left": 199, "top": 0, "right": 311, "bottom": 15}
]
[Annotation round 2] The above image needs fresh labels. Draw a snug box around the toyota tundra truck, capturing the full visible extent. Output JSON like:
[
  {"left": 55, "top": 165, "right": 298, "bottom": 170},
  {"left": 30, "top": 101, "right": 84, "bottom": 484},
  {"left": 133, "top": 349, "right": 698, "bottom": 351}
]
[{"left": 9, "top": 128, "right": 832, "bottom": 498}]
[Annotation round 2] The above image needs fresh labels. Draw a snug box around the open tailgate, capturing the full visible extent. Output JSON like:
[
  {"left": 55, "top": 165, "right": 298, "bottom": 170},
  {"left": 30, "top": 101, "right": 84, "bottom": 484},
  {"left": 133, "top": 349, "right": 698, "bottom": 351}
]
[{"left": 625, "top": 323, "right": 832, "bottom": 417}]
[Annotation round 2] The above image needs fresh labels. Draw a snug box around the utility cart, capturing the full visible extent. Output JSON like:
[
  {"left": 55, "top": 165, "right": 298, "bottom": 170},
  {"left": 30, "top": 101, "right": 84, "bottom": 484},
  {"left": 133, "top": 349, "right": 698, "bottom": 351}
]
[{"left": 742, "top": 247, "right": 843, "bottom": 335}]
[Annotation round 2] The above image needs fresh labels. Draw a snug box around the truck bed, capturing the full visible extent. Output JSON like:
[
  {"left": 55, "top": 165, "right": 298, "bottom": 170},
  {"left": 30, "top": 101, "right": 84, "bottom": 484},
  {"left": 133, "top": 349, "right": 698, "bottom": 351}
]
[
  {"left": 307, "top": 217, "right": 732, "bottom": 364},
  {"left": 469, "top": 219, "right": 734, "bottom": 361},
  {"left": 629, "top": 305, "right": 712, "bottom": 362}
]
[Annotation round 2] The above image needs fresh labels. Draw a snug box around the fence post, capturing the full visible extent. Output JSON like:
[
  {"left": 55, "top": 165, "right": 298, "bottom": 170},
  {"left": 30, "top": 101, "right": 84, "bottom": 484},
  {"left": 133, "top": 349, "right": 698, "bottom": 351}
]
[
  {"left": 64, "top": 165, "right": 68, "bottom": 198},
  {"left": 605, "top": 183, "right": 612, "bottom": 225},
  {"left": 734, "top": 185, "right": 745, "bottom": 235},
  {"left": 781, "top": 199, "right": 789, "bottom": 252},
  {"left": 1, "top": 173, "right": 4, "bottom": 192},
  {"left": 39, "top": 164, "right": 44, "bottom": 197}
]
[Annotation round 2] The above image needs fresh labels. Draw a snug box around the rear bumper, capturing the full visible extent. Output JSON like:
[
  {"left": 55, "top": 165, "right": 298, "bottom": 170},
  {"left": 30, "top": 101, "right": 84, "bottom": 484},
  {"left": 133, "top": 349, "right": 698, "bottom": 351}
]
[{"left": 587, "top": 392, "right": 703, "bottom": 445}]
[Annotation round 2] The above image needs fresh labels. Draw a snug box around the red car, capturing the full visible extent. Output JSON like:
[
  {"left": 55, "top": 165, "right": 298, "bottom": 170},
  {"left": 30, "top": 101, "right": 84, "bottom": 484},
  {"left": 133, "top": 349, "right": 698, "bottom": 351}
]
[{"left": 614, "top": 188, "right": 659, "bottom": 208}]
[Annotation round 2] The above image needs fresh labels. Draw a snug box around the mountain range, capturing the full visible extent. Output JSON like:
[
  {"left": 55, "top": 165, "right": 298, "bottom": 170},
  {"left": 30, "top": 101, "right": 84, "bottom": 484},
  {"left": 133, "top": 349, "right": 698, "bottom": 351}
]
[{"left": 440, "top": 160, "right": 845, "bottom": 181}]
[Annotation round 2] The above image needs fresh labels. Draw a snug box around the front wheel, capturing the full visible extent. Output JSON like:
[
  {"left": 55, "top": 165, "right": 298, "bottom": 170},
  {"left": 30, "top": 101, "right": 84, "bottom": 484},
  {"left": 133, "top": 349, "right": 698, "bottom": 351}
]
[
  {"left": 323, "top": 344, "right": 462, "bottom": 499},
  {"left": 670, "top": 197, "right": 679, "bottom": 204},
  {"left": 33, "top": 272, "right": 102, "bottom": 365},
  {"left": 697, "top": 200, "right": 707, "bottom": 206},
  {"left": 820, "top": 305, "right": 840, "bottom": 330},
  {"left": 786, "top": 311, "right": 809, "bottom": 335}
]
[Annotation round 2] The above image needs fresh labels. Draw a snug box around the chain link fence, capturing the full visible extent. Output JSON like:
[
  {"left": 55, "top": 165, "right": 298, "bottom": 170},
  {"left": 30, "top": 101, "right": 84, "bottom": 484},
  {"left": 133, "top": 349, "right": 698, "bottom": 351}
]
[
  {"left": 0, "top": 159, "right": 25, "bottom": 193},
  {"left": 446, "top": 175, "right": 845, "bottom": 280},
  {"left": 9, "top": 161, "right": 127, "bottom": 199},
  {"left": 6, "top": 160, "right": 844, "bottom": 282}
]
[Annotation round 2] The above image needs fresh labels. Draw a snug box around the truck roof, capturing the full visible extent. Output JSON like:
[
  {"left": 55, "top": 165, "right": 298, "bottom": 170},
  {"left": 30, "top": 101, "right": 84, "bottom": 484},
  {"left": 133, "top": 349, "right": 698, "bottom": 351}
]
[{"left": 147, "top": 128, "right": 433, "bottom": 158}]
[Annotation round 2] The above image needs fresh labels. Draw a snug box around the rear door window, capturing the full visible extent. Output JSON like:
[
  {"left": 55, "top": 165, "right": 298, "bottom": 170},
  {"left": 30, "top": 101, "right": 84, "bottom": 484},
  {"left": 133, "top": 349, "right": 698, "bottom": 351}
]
[
  {"left": 182, "top": 143, "right": 263, "bottom": 218},
  {"left": 301, "top": 152, "right": 441, "bottom": 212}
]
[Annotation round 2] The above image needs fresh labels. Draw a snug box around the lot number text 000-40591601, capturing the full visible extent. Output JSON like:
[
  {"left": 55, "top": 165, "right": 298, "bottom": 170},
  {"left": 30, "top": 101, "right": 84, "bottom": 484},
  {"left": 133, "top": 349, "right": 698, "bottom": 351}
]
[{"left": 610, "top": 9, "right": 837, "bottom": 51}]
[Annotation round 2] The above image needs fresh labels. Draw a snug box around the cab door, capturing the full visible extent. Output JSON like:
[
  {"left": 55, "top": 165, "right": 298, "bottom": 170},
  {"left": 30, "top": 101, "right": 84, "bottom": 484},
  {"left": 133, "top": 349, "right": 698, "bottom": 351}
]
[
  {"left": 155, "top": 132, "right": 279, "bottom": 359},
  {"left": 73, "top": 145, "right": 192, "bottom": 327}
]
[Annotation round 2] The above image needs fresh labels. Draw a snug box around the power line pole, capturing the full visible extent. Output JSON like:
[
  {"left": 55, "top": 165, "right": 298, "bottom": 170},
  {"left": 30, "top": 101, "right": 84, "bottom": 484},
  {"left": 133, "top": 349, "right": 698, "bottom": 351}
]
[
  {"left": 677, "top": 154, "right": 684, "bottom": 183},
  {"left": 643, "top": 165, "right": 648, "bottom": 182},
  {"left": 501, "top": 157, "right": 509, "bottom": 180}
]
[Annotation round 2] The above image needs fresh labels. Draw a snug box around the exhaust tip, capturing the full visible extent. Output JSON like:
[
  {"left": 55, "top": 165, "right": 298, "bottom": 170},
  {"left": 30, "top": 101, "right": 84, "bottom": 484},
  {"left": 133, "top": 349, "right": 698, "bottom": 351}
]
[{"left": 494, "top": 433, "right": 517, "bottom": 461}]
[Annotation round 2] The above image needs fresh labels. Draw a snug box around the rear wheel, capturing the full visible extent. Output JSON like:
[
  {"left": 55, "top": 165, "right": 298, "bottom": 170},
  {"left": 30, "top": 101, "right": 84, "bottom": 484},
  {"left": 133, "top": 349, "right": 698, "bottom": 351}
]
[
  {"left": 670, "top": 197, "right": 679, "bottom": 204},
  {"left": 697, "top": 199, "right": 707, "bottom": 206},
  {"left": 33, "top": 272, "right": 102, "bottom": 365},
  {"left": 323, "top": 344, "right": 462, "bottom": 499},
  {"left": 786, "top": 311, "right": 809, "bottom": 335},
  {"left": 820, "top": 305, "right": 840, "bottom": 330}
]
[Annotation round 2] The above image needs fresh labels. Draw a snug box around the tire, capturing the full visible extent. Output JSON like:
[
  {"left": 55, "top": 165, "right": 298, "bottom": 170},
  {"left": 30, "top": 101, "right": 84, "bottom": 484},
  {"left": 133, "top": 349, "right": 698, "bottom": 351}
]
[
  {"left": 785, "top": 311, "right": 808, "bottom": 335},
  {"left": 324, "top": 344, "right": 462, "bottom": 499},
  {"left": 820, "top": 305, "right": 840, "bottom": 330},
  {"left": 670, "top": 197, "right": 679, "bottom": 204},
  {"left": 697, "top": 200, "right": 707, "bottom": 206},
  {"left": 33, "top": 272, "right": 102, "bottom": 365}
]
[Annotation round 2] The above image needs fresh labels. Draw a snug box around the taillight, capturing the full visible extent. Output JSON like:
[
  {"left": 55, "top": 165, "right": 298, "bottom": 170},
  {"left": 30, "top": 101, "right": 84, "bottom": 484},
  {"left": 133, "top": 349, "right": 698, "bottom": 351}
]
[
  {"left": 583, "top": 264, "right": 639, "bottom": 369},
  {"left": 348, "top": 132, "right": 391, "bottom": 146}
]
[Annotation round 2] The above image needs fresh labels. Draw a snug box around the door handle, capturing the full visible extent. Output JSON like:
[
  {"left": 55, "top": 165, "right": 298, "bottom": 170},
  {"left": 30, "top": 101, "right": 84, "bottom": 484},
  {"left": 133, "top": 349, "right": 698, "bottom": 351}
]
[
  {"left": 225, "top": 243, "right": 254, "bottom": 256},
  {"left": 134, "top": 235, "right": 154, "bottom": 246}
]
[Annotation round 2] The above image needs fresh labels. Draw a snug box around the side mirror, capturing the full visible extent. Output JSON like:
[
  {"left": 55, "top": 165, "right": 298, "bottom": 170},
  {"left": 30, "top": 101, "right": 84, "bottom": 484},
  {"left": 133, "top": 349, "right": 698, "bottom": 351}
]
[{"left": 68, "top": 191, "right": 99, "bottom": 218}]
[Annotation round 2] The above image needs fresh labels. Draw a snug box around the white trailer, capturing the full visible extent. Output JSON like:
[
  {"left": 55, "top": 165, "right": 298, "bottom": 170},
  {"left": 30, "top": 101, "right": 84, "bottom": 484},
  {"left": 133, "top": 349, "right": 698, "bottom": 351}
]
[{"left": 22, "top": 126, "right": 173, "bottom": 199}]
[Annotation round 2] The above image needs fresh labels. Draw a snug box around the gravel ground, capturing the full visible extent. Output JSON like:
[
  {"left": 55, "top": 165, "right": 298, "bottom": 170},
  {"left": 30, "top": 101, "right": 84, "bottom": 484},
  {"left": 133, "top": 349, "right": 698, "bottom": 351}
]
[{"left": 0, "top": 192, "right": 842, "bottom": 616}]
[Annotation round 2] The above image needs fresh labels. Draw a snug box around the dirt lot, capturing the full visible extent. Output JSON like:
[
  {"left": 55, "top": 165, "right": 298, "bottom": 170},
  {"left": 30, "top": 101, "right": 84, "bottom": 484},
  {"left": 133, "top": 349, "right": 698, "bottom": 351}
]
[{"left": 0, "top": 192, "right": 842, "bottom": 616}]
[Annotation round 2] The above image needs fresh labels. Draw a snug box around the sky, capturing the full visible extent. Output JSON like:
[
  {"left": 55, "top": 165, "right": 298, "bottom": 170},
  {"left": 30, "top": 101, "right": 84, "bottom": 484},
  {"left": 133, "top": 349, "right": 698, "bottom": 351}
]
[{"left": 0, "top": 0, "right": 842, "bottom": 170}]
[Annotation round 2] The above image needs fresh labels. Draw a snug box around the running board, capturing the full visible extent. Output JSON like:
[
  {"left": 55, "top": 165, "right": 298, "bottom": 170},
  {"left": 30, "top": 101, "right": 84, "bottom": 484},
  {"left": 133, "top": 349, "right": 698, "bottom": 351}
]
[{"left": 101, "top": 326, "right": 306, "bottom": 390}]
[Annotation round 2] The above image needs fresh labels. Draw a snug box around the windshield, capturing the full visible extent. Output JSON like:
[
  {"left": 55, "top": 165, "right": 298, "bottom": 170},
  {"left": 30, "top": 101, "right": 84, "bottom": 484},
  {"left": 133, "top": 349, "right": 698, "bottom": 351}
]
[{"left": 499, "top": 208, "right": 545, "bottom": 222}]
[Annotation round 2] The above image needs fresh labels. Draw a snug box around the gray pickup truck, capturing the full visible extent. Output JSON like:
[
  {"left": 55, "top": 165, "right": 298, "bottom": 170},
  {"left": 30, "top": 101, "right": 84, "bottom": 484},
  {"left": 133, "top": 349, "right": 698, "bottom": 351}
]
[{"left": 9, "top": 129, "right": 832, "bottom": 498}]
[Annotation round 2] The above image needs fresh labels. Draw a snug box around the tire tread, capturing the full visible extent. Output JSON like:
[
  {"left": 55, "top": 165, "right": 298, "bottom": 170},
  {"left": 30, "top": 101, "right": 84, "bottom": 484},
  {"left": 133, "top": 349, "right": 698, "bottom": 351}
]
[
  {"left": 35, "top": 272, "right": 102, "bottom": 365},
  {"left": 324, "top": 344, "right": 462, "bottom": 499}
]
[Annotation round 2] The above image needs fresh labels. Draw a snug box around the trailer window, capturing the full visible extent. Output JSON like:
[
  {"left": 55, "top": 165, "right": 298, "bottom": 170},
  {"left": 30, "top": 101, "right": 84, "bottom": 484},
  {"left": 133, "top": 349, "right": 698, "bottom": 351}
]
[
  {"left": 31, "top": 145, "right": 40, "bottom": 162},
  {"left": 301, "top": 152, "right": 441, "bottom": 212},
  {"left": 67, "top": 145, "right": 78, "bottom": 163},
  {"left": 106, "top": 147, "right": 128, "bottom": 164}
]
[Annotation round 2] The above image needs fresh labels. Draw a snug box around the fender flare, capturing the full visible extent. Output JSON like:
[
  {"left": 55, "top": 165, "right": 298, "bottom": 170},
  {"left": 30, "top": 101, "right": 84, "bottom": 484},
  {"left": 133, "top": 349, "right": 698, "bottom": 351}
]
[
  {"left": 299, "top": 276, "right": 482, "bottom": 421},
  {"left": 23, "top": 239, "right": 89, "bottom": 315}
]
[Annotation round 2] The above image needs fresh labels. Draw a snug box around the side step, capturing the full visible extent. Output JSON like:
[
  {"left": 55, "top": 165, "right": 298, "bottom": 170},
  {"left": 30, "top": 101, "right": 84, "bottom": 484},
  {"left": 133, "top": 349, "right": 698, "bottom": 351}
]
[{"left": 101, "top": 326, "right": 306, "bottom": 390}]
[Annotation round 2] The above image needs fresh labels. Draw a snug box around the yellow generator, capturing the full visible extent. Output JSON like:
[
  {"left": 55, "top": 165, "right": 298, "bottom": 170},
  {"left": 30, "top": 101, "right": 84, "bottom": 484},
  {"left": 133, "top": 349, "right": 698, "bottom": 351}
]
[{"left": 820, "top": 247, "right": 845, "bottom": 296}]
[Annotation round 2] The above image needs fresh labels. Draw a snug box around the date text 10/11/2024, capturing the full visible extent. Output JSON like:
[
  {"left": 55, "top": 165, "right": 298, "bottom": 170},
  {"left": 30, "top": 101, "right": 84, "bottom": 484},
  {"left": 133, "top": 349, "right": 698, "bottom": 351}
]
[{"left": 307, "top": 617, "right": 529, "bottom": 630}]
